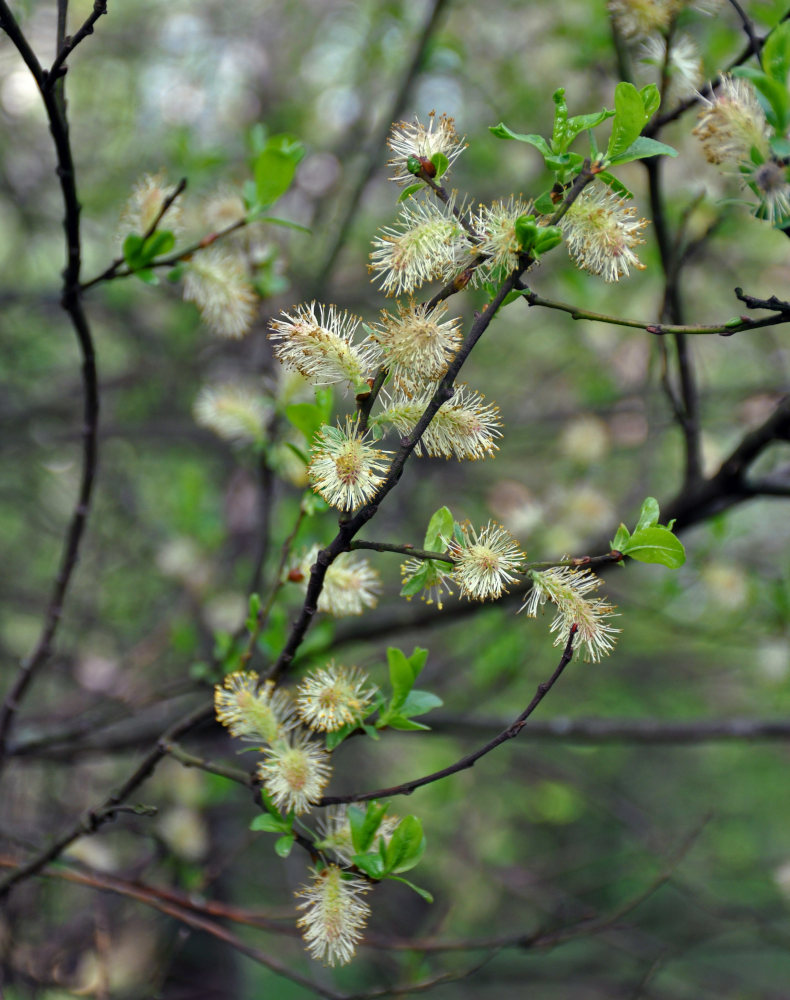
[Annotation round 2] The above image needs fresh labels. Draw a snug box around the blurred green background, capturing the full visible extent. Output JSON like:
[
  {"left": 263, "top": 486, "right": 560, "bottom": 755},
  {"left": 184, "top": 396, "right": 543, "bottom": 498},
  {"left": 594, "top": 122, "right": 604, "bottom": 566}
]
[{"left": 2, "top": 0, "right": 790, "bottom": 997}]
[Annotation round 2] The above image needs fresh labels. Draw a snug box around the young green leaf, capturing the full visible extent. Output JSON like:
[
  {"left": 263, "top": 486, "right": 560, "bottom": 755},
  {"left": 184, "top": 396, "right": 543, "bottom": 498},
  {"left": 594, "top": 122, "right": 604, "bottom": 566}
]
[
  {"left": 607, "top": 135, "right": 677, "bottom": 166},
  {"left": 398, "top": 183, "right": 423, "bottom": 203},
  {"left": 387, "top": 876, "right": 434, "bottom": 903},
  {"left": 430, "top": 151, "right": 449, "bottom": 178},
  {"left": 610, "top": 523, "right": 631, "bottom": 552},
  {"left": 275, "top": 834, "right": 295, "bottom": 858},
  {"left": 254, "top": 134, "right": 305, "bottom": 208},
  {"left": 489, "top": 123, "right": 552, "bottom": 157},
  {"left": 284, "top": 402, "right": 325, "bottom": 444},
  {"left": 349, "top": 801, "right": 389, "bottom": 853},
  {"left": 387, "top": 647, "right": 415, "bottom": 705},
  {"left": 384, "top": 816, "right": 426, "bottom": 874},
  {"left": 353, "top": 852, "right": 387, "bottom": 880},
  {"left": 762, "top": 21, "right": 790, "bottom": 84},
  {"left": 250, "top": 813, "right": 288, "bottom": 833},
  {"left": 398, "top": 689, "right": 443, "bottom": 718},
  {"left": 423, "top": 507, "right": 454, "bottom": 552},
  {"left": 607, "top": 82, "right": 650, "bottom": 160},
  {"left": 620, "top": 526, "right": 686, "bottom": 568},
  {"left": 635, "top": 497, "right": 660, "bottom": 532},
  {"left": 245, "top": 593, "right": 261, "bottom": 633}
]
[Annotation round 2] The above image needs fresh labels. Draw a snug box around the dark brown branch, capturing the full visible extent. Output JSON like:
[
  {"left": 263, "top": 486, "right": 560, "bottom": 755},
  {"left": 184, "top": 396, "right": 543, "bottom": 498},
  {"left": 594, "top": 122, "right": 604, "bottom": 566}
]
[
  {"left": 431, "top": 714, "right": 790, "bottom": 745},
  {"left": 321, "top": 627, "right": 577, "bottom": 805},
  {"left": 725, "top": 0, "right": 762, "bottom": 66},
  {"left": 312, "top": 0, "right": 451, "bottom": 295},
  {"left": 0, "top": 0, "right": 100, "bottom": 776},
  {"left": 0, "top": 698, "right": 213, "bottom": 899},
  {"left": 267, "top": 265, "right": 525, "bottom": 683},
  {"left": 47, "top": 0, "right": 107, "bottom": 84},
  {"left": 643, "top": 13, "right": 790, "bottom": 136},
  {"left": 645, "top": 155, "right": 702, "bottom": 489},
  {"left": 350, "top": 539, "right": 454, "bottom": 563},
  {"left": 16, "top": 860, "right": 346, "bottom": 999}
]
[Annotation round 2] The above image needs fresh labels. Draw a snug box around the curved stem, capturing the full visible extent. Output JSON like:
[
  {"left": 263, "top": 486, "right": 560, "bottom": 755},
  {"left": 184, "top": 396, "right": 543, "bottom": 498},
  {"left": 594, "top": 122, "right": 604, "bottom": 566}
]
[
  {"left": 0, "top": 1, "right": 100, "bottom": 775},
  {"left": 321, "top": 627, "right": 577, "bottom": 805}
]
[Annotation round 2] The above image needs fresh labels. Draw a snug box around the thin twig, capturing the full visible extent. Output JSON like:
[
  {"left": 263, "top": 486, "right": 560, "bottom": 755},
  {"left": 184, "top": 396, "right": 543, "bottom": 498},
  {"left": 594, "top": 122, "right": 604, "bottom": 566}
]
[
  {"left": 312, "top": 0, "right": 450, "bottom": 295},
  {"left": 267, "top": 266, "right": 526, "bottom": 683},
  {"left": 0, "top": 0, "right": 100, "bottom": 777},
  {"left": 725, "top": 0, "right": 762, "bottom": 67},
  {"left": 321, "top": 627, "right": 577, "bottom": 805},
  {"left": 522, "top": 287, "right": 783, "bottom": 336},
  {"left": 48, "top": 0, "right": 108, "bottom": 85},
  {"left": 351, "top": 539, "right": 454, "bottom": 563}
]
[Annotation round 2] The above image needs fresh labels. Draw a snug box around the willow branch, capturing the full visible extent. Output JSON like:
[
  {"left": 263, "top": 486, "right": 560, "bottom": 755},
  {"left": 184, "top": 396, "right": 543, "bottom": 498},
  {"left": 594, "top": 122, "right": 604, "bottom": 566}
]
[
  {"left": 522, "top": 287, "right": 786, "bottom": 336},
  {"left": 48, "top": 0, "right": 107, "bottom": 83},
  {"left": 321, "top": 627, "right": 577, "bottom": 805},
  {"left": 267, "top": 265, "right": 525, "bottom": 683}
]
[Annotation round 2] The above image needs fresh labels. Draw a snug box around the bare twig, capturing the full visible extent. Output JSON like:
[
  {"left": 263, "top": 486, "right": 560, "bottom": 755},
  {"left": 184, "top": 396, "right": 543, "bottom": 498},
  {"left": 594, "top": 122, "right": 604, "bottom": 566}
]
[
  {"left": 48, "top": 0, "right": 108, "bottom": 84},
  {"left": 0, "top": 0, "right": 100, "bottom": 776},
  {"left": 321, "top": 627, "right": 577, "bottom": 805},
  {"left": 313, "top": 0, "right": 451, "bottom": 294}
]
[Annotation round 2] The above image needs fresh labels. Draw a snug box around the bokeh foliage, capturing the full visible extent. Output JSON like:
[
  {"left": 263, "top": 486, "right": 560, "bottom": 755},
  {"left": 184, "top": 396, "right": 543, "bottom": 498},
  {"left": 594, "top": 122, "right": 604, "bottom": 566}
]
[{"left": 2, "top": 0, "right": 790, "bottom": 997}]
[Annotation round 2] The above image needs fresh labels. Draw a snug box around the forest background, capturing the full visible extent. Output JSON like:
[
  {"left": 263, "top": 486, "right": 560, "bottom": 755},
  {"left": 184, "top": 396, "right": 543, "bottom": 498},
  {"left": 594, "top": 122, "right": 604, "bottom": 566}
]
[{"left": 2, "top": 0, "right": 790, "bottom": 997}]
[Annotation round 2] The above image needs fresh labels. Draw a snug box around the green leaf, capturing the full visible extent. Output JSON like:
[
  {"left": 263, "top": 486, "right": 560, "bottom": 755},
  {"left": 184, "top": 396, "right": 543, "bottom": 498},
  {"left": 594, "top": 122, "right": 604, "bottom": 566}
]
[
  {"left": 551, "top": 87, "right": 570, "bottom": 150},
  {"left": 635, "top": 497, "right": 660, "bottom": 532},
  {"left": 500, "top": 289, "right": 531, "bottom": 308},
  {"left": 245, "top": 593, "right": 261, "bottom": 633},
  {"left": 248, "top": 122, "right": 268, "bottom": 154},
  {"left": 255, "top": 150, "right": 298, "bottom": 208},
  {"left": 607, "top": 82, "right": 650, "bottom": 160},
  {"left": 610, "top": 523, "right": 631, "bottom": 552},
  {"left": 384, "top": 714, "right": 431, "bottom": 732},
  {"left": 387, "top": 876, "right": 434, "bottom": 903},
  {"left": 762, "top": 21, "right": 790, "bottom": 84},
  {"left": 607, "top": 135, "right": 678, "bottom": 166},
  {"left": 314, "top": 386, "right": 334, "bottom": 422},
  {"left": 430, "top": 151, "right": 449, "bottom": 177},
  {"left": 143, "top": 229, "right": 175, "bottom": 258},
  {"left": 639, "top": 83, "right": 661, "bottom": 120},
  {"left": 325, "top": 721, "right": 359, "bottom": 751},
  {"left": 532, "top": 225, "right": 563, "bottom": 256},
  {"left": 399, "top": 689, "right": 443, "bottom": 718},
  {"left": 257, "top": 215, "right": 311, "bottom": 234},
  {"left": 515, "top": 214, "right": 539, "bottom": 252},
  {"left": 620, "top": 526, "right": 686, "bottom": 568},
  {"left": 250, "top": 814, "right": 287, "bottom": 833},
  {"left": 423, "top": 506, "right": 454, "bottom": 552},
  {"left": 733, "top": 67, "right": 789, "bottom": 131},
  {"left": 406, "top": 647, "right": 428, "bottom": 679},
  {"left": 133, "top": 268, "right": 158, "bottom": 286},
  {"left": 534, "top": 191, "right": 557, "bottom": 214},
  {"left": 488, "top": 123, "right": 551, "bottom": 157},
  {"left": 400, "top": 562, "right": 431, "bottom": 598},
  {"left": 349, "top": 801, "right": 388, "bottom": 853},
  {"left": 122, "top": 233, "right": 144, "bottom": 266},
  {"left": 253, "top": 133, "right": 304, "bottom": 208},
  {"left": 274, "top": 834, "right": 295, "bottom": 858},
  {"left": 352, "top": 852, "right": 387, "bottom": 879},
  {"left": 387, "top": 647, "right": 414, "bottom": 705},
  {"left": 770, "top": 135, "right": 790, "bottom": 158},
  {"left": 559, "top": 108, "right": 615, "bottom": 151},
  {"left": 398, "top": 183, "right": 423, "bottom": 202},
  {"left": 384, "top": 816, "right": 426, "bottom": 874},
  {"left": 284, "top": 402, "right": 325, "bottom": 444},
  {"left": 596, "top": 170, "right": 634, "bottom": 199}
]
